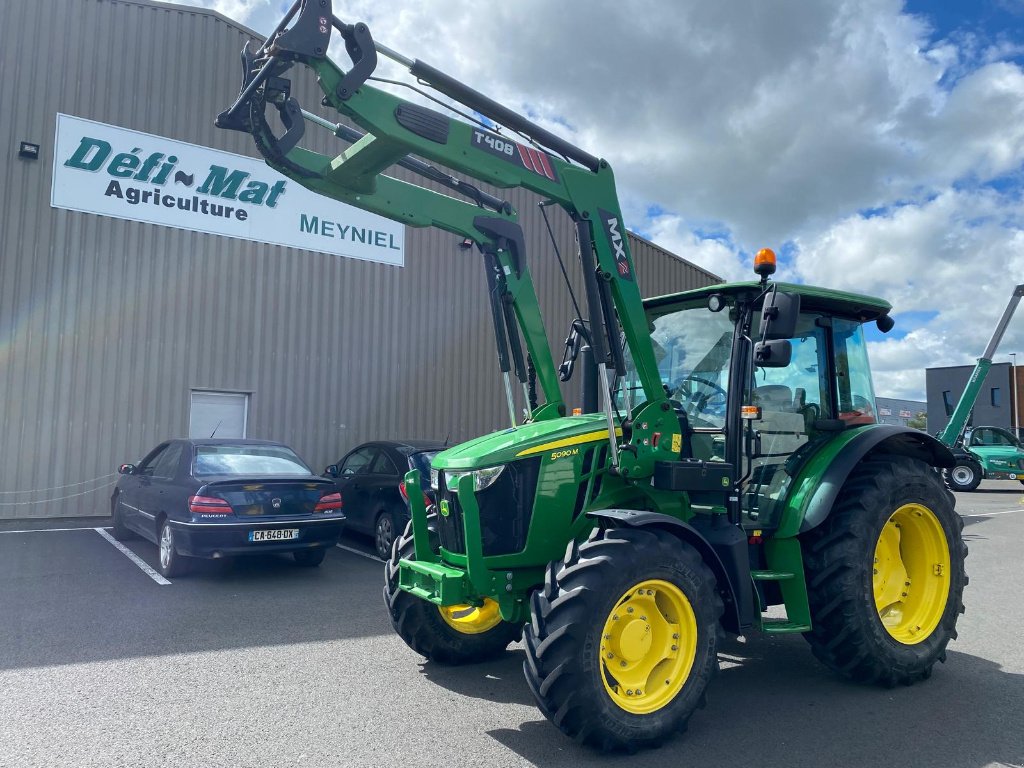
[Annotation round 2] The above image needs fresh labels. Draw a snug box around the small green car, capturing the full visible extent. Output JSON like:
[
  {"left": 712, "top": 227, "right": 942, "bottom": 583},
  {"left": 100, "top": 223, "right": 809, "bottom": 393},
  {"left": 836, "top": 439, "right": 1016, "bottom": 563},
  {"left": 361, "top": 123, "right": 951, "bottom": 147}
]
[{"left": 945, "top": 426, "right": 1024, "bottom": 491}]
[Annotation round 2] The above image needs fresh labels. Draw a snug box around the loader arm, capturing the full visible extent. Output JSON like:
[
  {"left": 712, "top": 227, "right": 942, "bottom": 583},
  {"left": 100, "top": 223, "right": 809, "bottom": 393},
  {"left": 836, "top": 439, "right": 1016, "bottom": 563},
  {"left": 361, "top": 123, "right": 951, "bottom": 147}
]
[{"left": 217, "top": 0, "right": 673, "bottom": 475}]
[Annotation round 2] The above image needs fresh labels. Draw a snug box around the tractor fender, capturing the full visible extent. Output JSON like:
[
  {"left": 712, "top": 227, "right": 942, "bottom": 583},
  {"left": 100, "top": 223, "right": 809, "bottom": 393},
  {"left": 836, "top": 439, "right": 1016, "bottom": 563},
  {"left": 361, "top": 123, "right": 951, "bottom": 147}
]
[
  {"left": 587, "top": 509, "right": 753, "bottom": 635},
  {"left": 796, "top": 424, "right": 955, "bottom": 535}
]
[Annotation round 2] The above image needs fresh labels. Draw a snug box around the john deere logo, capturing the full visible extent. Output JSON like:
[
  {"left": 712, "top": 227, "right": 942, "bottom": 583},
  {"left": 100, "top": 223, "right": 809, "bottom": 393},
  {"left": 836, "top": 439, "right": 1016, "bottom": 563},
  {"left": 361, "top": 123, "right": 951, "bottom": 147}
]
[{"left": 439, "top": 500, "right": 450, "bottom": 517}]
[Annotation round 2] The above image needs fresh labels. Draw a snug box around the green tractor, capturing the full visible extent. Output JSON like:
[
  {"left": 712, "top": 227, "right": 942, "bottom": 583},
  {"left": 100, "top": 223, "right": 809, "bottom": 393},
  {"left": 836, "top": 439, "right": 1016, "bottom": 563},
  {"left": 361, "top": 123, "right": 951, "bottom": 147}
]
[{"left": 219, "top": 2, "right": 967, "bottom": 750}]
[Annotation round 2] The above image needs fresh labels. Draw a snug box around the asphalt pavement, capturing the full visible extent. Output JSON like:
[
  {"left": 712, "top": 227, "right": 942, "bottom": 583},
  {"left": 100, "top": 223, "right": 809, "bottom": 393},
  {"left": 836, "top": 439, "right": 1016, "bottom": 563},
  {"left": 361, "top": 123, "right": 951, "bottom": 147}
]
[{"left": 1, "top": 482, "right": 1022, "bottom": 768}]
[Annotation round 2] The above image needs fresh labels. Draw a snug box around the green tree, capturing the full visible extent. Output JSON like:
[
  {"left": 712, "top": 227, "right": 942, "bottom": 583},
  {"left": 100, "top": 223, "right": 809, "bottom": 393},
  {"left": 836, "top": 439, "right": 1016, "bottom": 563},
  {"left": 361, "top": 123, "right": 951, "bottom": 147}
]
[{"left": 907, "top": 411, "right": 927, "bottom": 430}]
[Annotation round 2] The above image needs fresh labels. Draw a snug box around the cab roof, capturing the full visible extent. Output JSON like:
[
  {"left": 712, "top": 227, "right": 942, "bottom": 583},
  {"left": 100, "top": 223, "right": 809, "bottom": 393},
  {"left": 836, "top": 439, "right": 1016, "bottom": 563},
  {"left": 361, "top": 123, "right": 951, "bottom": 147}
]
[{"left": 645, "top": 281, "right": 892, "bottom": 323}]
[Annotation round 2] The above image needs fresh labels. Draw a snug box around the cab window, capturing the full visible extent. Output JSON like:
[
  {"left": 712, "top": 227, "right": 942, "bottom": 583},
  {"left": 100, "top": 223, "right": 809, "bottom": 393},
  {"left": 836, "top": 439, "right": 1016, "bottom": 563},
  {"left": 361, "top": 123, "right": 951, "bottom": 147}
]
[{"left": 834, "top": 318, "right": 876, "bottom": 425}]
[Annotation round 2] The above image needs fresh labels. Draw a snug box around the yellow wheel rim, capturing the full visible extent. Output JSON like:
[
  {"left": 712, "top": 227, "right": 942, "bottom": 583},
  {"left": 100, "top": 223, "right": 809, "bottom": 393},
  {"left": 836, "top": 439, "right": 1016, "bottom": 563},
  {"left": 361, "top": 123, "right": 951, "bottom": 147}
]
[
  {"left": 873, "top": 503, "right": 951, "bottom": 645},
  {"left": 438, "top": 599, "right": 503, "bottom": 635},
  {"left": 599, "top": 579, "right": 697, "bottom": 715}
]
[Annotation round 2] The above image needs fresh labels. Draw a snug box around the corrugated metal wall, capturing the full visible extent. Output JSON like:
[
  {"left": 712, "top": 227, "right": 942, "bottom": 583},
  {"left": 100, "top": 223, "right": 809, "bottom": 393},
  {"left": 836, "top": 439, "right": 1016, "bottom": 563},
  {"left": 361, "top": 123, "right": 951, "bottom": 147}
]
[{"left": 0, "top": 0, "right": 718, "bottom": 519}]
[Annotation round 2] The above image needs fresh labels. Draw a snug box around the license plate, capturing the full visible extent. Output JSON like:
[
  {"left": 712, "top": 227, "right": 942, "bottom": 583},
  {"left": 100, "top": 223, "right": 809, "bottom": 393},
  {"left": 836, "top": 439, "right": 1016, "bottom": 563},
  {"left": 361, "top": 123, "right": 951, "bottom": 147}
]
[{"left": 249, "top": 528, "right": 299, "bottom": 542}]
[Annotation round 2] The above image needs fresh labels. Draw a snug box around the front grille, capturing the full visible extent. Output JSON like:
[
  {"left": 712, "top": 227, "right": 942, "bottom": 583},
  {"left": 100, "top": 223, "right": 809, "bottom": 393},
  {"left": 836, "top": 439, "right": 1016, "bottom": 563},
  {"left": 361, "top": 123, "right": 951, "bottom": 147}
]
[
  {"left": 435, "top": 475, "right": 465, "bottom": 554},
  {"left": 436, "top": 458, "right": 541, "bottom": 558}
]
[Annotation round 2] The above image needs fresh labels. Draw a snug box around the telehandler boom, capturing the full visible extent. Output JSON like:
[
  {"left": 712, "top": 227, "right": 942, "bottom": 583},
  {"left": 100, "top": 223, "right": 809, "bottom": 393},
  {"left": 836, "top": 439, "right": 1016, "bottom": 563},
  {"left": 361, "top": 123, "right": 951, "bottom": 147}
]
[{"left": 218, "top": 1, "right": 967, "bottom": 750}]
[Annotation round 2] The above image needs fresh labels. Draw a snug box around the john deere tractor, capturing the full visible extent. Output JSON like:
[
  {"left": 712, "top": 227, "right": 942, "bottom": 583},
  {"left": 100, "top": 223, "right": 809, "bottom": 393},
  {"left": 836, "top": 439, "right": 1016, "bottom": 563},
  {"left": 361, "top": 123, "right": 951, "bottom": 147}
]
[{"left": 219, "top": 1, "right": 967, "bottom": 750}]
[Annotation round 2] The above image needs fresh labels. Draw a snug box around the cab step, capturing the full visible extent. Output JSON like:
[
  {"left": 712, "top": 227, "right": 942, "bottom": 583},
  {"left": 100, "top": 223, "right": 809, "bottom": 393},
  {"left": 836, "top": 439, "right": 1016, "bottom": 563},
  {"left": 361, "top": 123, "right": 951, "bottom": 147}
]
[
  {"left": 750, "top": 569, "right": 795, "bottom": 581},
  {"left": 761, "top": 618, "right": 812, "bottom": 634}
]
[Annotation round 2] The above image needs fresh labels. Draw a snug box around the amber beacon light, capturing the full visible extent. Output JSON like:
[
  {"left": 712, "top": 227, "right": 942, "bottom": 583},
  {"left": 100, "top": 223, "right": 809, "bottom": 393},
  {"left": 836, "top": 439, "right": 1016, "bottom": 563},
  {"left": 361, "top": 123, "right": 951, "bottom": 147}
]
[{"left": 754, "top": 248, "right": 777, "bottom": 278}]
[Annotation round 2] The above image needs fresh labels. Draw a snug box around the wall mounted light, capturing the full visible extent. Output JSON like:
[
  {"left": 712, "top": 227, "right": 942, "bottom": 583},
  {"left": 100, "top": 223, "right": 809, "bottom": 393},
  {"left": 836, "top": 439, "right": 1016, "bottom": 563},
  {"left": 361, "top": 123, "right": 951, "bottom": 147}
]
[{"left": 18, "top": 141, "right": 40, "bottom": 160}]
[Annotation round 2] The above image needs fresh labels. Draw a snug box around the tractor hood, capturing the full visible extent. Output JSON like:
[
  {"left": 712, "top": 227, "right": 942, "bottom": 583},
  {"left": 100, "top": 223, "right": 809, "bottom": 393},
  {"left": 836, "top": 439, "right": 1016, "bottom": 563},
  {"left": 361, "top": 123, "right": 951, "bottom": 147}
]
[{"left": 433, "top": 414, "right": 620, "bottom": 470}]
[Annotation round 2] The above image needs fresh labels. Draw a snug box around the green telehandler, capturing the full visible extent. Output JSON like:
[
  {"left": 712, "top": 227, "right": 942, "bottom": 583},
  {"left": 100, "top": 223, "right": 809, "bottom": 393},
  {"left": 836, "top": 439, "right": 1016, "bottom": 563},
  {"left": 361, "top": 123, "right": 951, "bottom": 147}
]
[
  {"left": 218, "top": 1, "right": 967, "bottom": 750},
  {"left": 936, "top": 284, "right": 1024, "bottom": 491}
]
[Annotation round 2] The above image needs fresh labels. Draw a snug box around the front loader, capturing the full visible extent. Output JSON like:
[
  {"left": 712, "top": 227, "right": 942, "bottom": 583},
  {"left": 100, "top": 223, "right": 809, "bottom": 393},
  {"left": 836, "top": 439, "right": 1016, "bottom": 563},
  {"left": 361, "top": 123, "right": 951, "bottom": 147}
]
[{"left": 218, "top": 1, "right": 967, "bottom": 751}]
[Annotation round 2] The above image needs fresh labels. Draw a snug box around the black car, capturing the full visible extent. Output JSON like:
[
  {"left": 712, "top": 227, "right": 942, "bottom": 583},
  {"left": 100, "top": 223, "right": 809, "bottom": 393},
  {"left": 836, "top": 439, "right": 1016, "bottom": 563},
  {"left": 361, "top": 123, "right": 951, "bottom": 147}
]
[
  {"left": 111, "top": 439, "right": 346, "bottom": 577},
  {"left": 325, "top": 440, "right": 444, "bottom": 558}
]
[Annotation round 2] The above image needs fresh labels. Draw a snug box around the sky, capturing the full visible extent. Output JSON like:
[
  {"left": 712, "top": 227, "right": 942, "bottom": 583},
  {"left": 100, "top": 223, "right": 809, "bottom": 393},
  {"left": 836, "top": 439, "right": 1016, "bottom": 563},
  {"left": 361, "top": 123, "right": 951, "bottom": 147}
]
[{"left": 179, "top": 0, "right": 1024, "bottom": 401}]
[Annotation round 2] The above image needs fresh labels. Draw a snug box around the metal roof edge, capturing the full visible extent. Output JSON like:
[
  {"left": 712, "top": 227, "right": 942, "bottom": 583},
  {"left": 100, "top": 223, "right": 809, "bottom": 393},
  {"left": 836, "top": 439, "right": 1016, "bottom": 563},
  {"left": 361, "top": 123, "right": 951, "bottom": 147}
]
[
  {"left": 625, "top": 228, "right": 723, "bottom": 283},
  {"left": 100, "top": 0, "right": 265, "bottom": 41}
]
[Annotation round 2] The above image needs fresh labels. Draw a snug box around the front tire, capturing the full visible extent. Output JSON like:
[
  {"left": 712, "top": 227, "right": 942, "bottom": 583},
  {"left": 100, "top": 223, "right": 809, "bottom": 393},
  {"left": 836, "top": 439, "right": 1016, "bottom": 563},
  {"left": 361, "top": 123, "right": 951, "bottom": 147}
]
[
  {"left": 110, "top": 495, "right": 133, "bottom": 541},
  {"left": 523, "top": 527, "right": 722, "bottom": 752},
  {"left": 944, "top": 458, "right": 982, "bottom": 492},
  {"left": 801, "top": 454, "right": 967, "bottom": 686},
  {"left": 383, "top": 521, "right": 521, "bottom": 664}
]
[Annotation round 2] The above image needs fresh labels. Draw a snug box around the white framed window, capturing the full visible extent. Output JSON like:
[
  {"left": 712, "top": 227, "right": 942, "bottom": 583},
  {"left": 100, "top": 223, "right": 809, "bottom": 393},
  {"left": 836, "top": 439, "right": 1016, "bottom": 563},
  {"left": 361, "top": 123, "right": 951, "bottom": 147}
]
[{"left": 189, "top": 391, "right": 249, "bottom": 439}]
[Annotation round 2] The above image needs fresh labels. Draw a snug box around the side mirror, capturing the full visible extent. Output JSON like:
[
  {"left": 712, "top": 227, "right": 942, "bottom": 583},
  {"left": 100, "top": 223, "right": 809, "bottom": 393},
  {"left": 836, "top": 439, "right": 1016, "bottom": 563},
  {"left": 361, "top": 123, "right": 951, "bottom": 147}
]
[
  {"left": 754, "top": 340, "right": 792, "bottom": 368},
  {"left": 118, "top": 463, "right": 136, "bottom": 475},
  {"left": 324, "top": 464, "right": 339, "bottom": 478},
  {"left": 760, "top": 291, "right": 801, "bottom": 341}
]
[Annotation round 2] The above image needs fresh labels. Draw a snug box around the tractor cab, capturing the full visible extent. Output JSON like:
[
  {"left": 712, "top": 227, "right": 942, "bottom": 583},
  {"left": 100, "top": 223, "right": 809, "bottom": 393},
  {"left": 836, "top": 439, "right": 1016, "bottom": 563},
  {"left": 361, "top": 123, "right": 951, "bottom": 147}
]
[{"left": 619, "top": 253, "right": 894, "bottom": 532}]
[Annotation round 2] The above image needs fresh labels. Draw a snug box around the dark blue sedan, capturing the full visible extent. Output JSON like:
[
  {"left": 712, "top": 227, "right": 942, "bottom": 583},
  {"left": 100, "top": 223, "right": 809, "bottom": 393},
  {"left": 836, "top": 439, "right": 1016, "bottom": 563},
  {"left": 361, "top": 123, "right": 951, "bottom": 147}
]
[{"left": 111, "top": 439, "right": 345, "bottom": 577}]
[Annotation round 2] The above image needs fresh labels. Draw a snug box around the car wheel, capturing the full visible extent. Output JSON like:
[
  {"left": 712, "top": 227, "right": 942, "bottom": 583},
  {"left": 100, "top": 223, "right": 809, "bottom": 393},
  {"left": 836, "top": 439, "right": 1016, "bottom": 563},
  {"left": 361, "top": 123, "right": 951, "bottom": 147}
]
[
  {"left": 110, "top": 495, "right": 133, "bottom": 541},
  {"left": 944, "top": 459, "right": 982, "bottom": 492},
  {"left": 374, "top": 511, "right": 395, "bottom": 560},
  {"left": 293, "top": 548, "right": 327, "bottom": 567},
  {"left": 157, "top": 520, "right": 189, "bottom": 578}
]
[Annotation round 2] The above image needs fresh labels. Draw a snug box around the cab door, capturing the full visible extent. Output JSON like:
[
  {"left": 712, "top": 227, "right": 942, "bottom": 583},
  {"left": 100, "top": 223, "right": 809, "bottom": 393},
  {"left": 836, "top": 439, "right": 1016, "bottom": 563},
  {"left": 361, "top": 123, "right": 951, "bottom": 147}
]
[{"left": 741, "top": 314, "right": 831, "bottom": 530}]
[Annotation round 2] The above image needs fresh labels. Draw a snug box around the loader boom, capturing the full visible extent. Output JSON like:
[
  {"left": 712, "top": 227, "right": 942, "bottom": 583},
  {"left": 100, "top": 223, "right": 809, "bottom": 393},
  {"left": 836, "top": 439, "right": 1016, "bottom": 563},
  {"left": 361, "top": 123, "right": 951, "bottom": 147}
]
[{"left": 217, "top": 0, "right": 679, "bottom": 476}]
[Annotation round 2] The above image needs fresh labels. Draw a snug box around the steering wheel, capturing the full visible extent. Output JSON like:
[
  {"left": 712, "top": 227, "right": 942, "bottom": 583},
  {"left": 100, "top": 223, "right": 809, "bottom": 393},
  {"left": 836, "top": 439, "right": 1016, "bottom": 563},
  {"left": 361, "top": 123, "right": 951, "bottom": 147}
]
[{"left": 673, "top": 376, "right": 728, "bottom": 420}]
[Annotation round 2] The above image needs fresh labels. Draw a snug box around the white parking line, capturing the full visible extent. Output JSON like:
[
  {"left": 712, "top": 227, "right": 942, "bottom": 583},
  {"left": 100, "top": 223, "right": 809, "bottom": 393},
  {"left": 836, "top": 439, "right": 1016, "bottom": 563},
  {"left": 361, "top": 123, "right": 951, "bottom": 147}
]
[
  {"left": 336, "top": 543, "right": 383, "bottom": 563},
  {"left": 94, "top": 527, "right": 171, "bottom": 585},
  {"left": 961, "top": 509, "right": 1024, "bottom": 518},
  {"left": 0, "top": 526, "right": 112, "bottom": 534}
]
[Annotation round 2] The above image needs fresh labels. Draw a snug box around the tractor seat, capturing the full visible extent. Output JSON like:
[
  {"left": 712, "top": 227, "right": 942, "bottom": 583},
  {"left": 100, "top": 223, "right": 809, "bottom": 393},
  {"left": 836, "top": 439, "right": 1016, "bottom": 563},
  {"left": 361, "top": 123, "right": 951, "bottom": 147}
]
[{"left": 752, "top": 384, "right": 794, "bottom": 412}]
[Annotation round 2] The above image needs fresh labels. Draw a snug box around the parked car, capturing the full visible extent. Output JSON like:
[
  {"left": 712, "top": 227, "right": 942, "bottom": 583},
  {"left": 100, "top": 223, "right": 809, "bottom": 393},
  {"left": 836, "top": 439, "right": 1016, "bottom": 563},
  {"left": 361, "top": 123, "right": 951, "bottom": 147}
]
[
  {"left": 325, "top": 440, "right": 444, "bottom": 558},
  {"left": 111, "top": 439, "right": 345, "bottom": 577}
]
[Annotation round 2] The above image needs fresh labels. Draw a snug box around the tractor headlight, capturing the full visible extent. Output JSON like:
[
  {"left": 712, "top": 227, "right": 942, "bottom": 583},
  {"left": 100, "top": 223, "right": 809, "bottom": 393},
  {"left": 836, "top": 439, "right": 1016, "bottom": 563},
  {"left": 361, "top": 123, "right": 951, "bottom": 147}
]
[{"left": 444, "top": 465, "right": 506, "bottom": 493}]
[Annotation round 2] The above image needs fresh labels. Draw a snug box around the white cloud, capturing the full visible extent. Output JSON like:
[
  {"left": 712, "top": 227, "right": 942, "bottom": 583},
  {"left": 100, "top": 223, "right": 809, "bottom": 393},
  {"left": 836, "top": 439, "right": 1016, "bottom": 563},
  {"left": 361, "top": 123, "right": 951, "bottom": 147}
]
[
  {"left": 171, "top": 0, "right": 1024, "bottom": 401},
  {"left": 796, "top": 190, "right": 1024, "bottom": 398},
  {"left": 642, "top": 215, "right": 745, "bottom": 283},
  {"left": 172, "top": 0, "right": 271, "bottom": 26}
]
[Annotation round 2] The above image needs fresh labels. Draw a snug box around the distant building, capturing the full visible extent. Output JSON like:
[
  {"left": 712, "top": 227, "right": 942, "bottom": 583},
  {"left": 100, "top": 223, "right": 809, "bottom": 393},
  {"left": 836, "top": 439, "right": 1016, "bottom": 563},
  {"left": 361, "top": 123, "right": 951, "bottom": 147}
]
[
  {"left": 876, "top": 397, "right": 927, "bottom": 430},
  {"left": 926, "top": 362, "right": 1022, "bottom": 438}
]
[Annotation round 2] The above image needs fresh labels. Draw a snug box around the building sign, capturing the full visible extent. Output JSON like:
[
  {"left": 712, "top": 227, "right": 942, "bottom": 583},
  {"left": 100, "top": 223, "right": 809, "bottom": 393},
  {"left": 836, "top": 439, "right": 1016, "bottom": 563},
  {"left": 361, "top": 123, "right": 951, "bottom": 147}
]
[
  {"left": 879, "top": 408, "right": 892, "bottom": 416},
  {"left": 51, "top": 113, "right": 404, "bottom": 266},
  {"left": 899, "top": 410, "right": 913, "bottom": 418}
]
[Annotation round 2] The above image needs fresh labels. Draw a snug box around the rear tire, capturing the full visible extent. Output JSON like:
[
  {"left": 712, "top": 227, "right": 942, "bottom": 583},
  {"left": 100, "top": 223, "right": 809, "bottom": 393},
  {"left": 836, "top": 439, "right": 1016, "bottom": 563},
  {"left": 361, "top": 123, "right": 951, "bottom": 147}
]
[
  {"left": 523, "top": 527, "right": 722, "bottom": 752},
  {"left": 383, "top": 520, "right": 521, "bottom": 664},
  {"left": 944, "top": 458, "right": 982, "bottom": 492},
  {"left": 801, "top": 454, "right": 967, "bottom": 686},
  {"left": 293, "top": 548, "right": 326, "bottom": 567},
  {"left": 374, "top": 511, "right": 395, "bottom": 561},
  {"left": 157, "top": 520, "right": 190, "bottom": 578}
]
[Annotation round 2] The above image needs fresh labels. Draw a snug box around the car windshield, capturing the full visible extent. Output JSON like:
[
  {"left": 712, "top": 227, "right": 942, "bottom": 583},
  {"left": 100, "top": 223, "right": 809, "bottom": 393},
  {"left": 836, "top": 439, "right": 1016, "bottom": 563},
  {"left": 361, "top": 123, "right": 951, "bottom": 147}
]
[
  {"left": 410, "top": 451, "right": 438, "bottom": 477},
  {"left": 615, "top": 302, "right": 735, "bottom": 429},
  {"left": 193, "top": 445, "right": 313, "bottom": 477}
]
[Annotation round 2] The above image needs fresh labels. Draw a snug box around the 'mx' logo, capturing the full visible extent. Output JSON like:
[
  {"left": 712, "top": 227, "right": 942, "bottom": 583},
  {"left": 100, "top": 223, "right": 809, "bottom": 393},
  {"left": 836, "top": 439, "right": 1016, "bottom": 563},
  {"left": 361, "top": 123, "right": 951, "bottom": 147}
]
[{"left": 598, "top": 208, "right": 633, "bottom": 282}]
